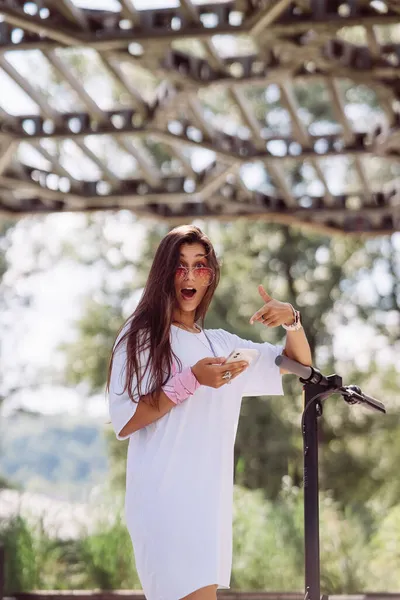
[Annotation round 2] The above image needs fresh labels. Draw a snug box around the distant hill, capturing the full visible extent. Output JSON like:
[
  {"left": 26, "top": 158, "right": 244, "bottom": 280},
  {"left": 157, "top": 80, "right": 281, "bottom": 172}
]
[{"left": 0, "top": 409, "right": 110, "bottom": 503}]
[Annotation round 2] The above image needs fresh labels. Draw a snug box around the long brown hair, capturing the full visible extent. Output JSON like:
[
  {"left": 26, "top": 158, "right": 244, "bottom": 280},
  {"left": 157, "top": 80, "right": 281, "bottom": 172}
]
[{"left": 106, "top": 225, "right": 221, "bottom": 410}]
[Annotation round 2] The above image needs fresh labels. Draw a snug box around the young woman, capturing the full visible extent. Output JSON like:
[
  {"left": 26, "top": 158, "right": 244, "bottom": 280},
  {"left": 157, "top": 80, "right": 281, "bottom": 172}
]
[{"left": 107, "top": 225, "right": 312, "bottom": 600}]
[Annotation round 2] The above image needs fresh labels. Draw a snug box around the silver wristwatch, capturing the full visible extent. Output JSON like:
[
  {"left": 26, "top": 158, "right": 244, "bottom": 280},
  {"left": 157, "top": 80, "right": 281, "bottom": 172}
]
[{"left": 282, "top": 304, "right": 302, "bottom": 331}]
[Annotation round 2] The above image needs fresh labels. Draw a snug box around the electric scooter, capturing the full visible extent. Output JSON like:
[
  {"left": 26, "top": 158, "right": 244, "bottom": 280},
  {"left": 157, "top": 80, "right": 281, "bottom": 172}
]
[{"left": 275, "top": 354, "right": 386, "bottom": 600}]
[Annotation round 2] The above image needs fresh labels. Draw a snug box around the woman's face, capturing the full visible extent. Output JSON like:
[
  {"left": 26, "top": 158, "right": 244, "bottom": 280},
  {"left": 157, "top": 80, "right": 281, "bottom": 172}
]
[{"left": 174, "top": 243, "right": 213, "bottom": 314}]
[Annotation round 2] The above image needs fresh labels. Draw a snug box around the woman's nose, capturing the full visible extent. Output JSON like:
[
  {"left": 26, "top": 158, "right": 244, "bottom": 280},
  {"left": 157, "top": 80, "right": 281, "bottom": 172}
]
[{"left": 186, "top": 268, "right": 196, "bottom": 282}]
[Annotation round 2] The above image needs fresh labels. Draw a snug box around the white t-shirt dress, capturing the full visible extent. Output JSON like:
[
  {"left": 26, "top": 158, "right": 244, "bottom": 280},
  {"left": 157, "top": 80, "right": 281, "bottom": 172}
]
[{"left": 108, "top": 324, "right": 284, "bottom": 600}]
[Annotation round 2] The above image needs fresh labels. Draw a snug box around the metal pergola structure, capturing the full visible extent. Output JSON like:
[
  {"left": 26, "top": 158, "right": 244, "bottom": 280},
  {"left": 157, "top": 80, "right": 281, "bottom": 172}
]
[{"left": 0, "top": 0, "right": 400, "bottom": 235}]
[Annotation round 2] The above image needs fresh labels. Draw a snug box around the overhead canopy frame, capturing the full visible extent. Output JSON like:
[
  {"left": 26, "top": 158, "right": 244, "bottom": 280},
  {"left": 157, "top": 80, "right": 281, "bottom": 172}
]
[{"left": 0, "top": 0, "right": 400, "bottom": 235}]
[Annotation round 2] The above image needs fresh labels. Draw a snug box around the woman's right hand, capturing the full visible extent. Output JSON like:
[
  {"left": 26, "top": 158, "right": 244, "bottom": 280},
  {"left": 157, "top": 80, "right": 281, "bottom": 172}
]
[{"left": 191, "top": 357, "right": 249, "bottom": 388}]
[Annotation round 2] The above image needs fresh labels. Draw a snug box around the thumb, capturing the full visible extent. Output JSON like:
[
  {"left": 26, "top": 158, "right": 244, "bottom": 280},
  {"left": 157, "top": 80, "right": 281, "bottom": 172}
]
[{"left": 259, "top": 284, "right": 272, "bottom": 302}]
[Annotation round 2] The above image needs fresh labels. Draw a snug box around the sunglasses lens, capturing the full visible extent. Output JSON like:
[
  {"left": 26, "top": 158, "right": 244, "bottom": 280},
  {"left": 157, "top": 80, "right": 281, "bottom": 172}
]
[
  {"left": 175, "top": 267, "right": 214, "bottom": 286},
  {"left": 195, "top": 267, "right": 214, "bottom": 286}
]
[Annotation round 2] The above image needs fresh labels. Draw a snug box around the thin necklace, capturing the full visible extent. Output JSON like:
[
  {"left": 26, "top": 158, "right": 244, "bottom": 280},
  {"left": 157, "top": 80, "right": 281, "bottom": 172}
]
[
  {"left": 172, "top": 320, "right": 200, "bottom": 334},
  {"left": 172, "top": 320, "right": 217, "bottom": 357}
]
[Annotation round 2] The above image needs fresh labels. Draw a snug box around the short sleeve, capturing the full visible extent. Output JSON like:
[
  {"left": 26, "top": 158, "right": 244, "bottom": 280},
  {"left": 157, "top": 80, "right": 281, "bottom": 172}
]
[
  {"left": 208, "top": 329, "right": 284, "bottom": 397},
  {"left": 108, "top": 326, "right": 152, "bottom": 441}
]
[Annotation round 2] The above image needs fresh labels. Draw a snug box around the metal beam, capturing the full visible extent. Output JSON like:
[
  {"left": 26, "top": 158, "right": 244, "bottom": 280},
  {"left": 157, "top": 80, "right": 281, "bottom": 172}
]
[
  {"left": 0, "top": 56, "right": 58, "bottom": 120},
  {"left": 0, "top": 11, "right": 398, "bottom": 53},
  {"left": 117, "top": 137, "right": 162, "bottom": 188},
  {"left": 96, "top": 53, "right": 149, "bottom": 113},
  {"left": 0, "top": 137, "right": 17, "bottom": 175},
  {"left": 266, "top": 162, "right": 298, "bottom": 208},
  {"left": 278, "top": 79, "right": 335, "bottom": 205},
  {"left": 0, "top": 5, "right": 82, "bottom": 46},
  {"left": 3, "top": 117, "right": 385, "bottom": 164},
  {"left": 30, "top": 141, "right": 80, "bottom": 182},
  {"left": 326, "top": 77, "right": 374, "bottom": 202},
  {"left": 0, "top": 174, "right": 190, "bottom": 206},
  {"left": 250, "top": 0, "right": 293, "bottom": 38},
  {"left": 0, "top": 0, "right": 398, "bottom": 233},
  {"left": 46, "top": 0, "right": 89, "bottom": 30},
  {"left": 42, "top": 51, "right": 107, "bottom": 121},
  {"left": 118, "top": 0, "right": 142, "bottom": 25},
  {"left": 74, "top": 140, "right": 120, "bottom": 184}
]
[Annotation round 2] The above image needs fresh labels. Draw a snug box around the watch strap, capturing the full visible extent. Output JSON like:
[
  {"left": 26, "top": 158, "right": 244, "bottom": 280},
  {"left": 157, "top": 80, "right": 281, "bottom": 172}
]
[{"left": 282, "top": 304, "right": 302, "bottom": 331}]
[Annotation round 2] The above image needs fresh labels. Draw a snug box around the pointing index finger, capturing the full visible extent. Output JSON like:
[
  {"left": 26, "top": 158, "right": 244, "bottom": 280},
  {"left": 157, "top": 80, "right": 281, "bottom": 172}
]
[{"left": 250, "top": 308, "right": 267, "bottom": 324}]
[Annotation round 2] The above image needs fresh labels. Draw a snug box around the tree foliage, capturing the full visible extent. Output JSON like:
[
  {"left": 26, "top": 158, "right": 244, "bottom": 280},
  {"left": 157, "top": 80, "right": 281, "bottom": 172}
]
[{"left": 58, "top": 216, "right": 400, "bottom": 515}]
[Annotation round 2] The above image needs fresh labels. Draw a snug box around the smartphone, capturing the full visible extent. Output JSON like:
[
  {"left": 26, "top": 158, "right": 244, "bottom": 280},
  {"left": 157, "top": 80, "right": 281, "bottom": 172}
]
[{"left": 224, "top": 348, "right": 260, "bottom": 365}]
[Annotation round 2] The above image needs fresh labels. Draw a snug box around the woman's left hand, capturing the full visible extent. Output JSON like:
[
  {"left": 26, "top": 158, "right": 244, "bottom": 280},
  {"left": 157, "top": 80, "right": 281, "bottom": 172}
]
[{"left": 249, "top": 285, "right": 294, "bottom": 328}]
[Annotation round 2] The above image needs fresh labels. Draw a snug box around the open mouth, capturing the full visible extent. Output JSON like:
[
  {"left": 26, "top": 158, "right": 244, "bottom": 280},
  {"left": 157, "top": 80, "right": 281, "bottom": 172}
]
[{"left": 181, "top": 287, "right": 197, "bottom": 300}]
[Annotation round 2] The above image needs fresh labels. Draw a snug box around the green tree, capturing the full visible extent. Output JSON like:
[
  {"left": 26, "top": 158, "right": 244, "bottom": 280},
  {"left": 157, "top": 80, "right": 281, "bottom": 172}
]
[{"left": 58, "top": 217, "right": 398, "bottom": 512}]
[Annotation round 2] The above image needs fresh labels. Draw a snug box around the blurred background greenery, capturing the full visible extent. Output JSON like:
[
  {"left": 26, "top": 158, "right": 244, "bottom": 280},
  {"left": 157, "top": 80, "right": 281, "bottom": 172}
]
[
  {"left": 1, "top": 16, "right": 400, "bottom": 598},
  {"left": 1, "top": 215, "right": 400, "bottom": 595}
]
